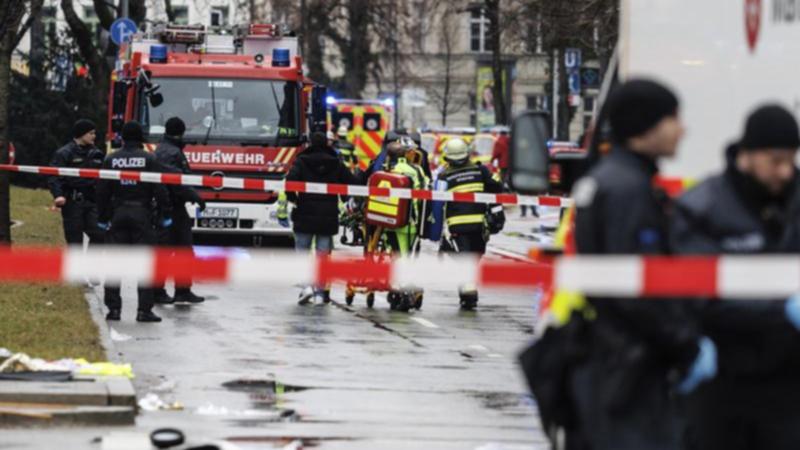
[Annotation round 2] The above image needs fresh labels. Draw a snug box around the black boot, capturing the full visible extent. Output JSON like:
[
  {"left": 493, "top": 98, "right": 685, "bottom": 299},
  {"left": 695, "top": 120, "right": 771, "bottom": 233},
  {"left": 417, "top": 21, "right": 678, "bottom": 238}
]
[
  {"left": 174, "top": 291, "right": 205, "bottom": 305},
  {"left": 153, "top": 289, "right": 175, "bottom": 305},
  {"left": 459, "top": 292, "right": 478, "bottom": 311},
  {"left": 136, "top": 310, "right": 162, "bottom": 323},
  {"left": 106, "top": 309, "right": 121, "bottom": 321}
]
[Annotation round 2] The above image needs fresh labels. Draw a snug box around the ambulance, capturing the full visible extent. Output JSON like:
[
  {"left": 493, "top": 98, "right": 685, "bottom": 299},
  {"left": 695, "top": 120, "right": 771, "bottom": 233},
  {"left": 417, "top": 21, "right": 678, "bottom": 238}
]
[{"left": 327, "top": 98, "right": 394, "bottom": 169}]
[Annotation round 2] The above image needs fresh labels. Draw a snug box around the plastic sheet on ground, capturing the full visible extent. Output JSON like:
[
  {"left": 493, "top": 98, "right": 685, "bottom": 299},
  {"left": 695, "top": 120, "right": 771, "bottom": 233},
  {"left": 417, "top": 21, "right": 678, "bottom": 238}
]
[
  {"left": 137, "top": 392, "right": 184, "bottom": 411},
  {"left": 0, "top": 351, "right": 134, "bottom": 379}
]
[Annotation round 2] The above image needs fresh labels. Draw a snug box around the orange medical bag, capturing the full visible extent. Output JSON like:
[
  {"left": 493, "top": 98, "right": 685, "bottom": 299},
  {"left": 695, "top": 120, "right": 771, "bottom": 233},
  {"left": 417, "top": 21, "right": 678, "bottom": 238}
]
[{"left": 365, "top": 171, "right": 412, "bottom": 229}]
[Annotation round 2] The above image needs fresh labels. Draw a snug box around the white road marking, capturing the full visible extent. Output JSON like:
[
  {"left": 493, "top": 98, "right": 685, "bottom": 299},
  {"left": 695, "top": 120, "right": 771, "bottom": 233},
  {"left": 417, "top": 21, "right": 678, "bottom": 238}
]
[
  {"left": 469, "top": 344, "right": 489, "bottom": 352},
  {"left": 412, "top": 317, "right": 440, "bottom": 329}
]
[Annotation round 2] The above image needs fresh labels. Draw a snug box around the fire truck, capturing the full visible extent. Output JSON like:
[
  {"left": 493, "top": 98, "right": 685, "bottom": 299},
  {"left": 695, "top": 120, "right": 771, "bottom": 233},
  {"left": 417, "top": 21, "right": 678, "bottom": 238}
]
[
  {"left": 326, "top": 98, "right": 393, "bottom": 169},
  {"left": 107, "top": 23, "right": 322, "bottom": 241}
]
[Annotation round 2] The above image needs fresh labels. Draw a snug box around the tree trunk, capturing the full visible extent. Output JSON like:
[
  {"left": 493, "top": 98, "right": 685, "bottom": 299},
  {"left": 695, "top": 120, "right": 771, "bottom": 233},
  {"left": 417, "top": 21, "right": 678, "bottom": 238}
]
[
  {"left": 486, "top": 0, "right": 508, "bottom": 125},
  {"left": 0, "top": 32, "right": 13, "bottom": 243}
]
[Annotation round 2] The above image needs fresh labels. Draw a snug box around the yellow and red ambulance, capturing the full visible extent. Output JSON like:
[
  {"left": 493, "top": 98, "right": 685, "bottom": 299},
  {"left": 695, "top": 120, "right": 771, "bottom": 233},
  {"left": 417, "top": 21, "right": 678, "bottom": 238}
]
[{"left": 327, "top": 98, "right": 394, "bottom": 169}]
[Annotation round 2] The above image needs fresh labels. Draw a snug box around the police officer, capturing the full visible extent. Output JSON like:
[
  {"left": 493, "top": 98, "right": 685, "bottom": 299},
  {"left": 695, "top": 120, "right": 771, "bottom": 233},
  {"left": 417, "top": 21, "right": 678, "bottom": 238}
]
[
  {"left": 568, "top": 79, "right": 715, "bottom": 450},
  {"left": 437, "top": 138, "right": 503, "bottom": 310},
  {"left": 97, "top": 121, "right": 171, "bottom": 323},
  {"left": 48, "top": 119, "right": 106, "bottom": 245},
  {"left": 671, "top": 104, "right": 800, "bottom": 449},
  {"left": 153, "top": 117, "right": 206, "bottom": 306}
]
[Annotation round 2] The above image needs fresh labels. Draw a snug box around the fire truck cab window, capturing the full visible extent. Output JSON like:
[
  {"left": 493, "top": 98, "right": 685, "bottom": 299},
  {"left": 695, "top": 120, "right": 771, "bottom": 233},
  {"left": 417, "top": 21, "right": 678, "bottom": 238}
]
[{"left": 141, "top": 77, "right": 299, "bottom": 144}]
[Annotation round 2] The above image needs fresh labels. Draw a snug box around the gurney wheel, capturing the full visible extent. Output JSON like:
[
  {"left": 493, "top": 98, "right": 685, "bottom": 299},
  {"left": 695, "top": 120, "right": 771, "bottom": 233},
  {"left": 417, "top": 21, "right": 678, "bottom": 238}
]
[
  {"left": 345, "top": 292, "right": 355, "bottom": 306},
  {"left": 366, "top": 293, "right": 375, "bottom": 308}
]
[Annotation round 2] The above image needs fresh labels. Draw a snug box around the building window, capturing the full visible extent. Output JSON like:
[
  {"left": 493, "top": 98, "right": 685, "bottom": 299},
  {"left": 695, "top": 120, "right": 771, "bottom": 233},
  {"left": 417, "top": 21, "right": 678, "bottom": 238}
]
[
  {"left": 83, "top": 6, "right": 101, "bottom": 45},
  {"left": 527, "top": 94, "right": 547, "bottom": 112},
  {"left": 210, "top": 6, "right": 228, "bottom": 27},
  {"left": 173, "top": 5, "right": 189, "bottom": 24},
  {"left": 42, "top": 6, "right": 57, "bottom": 40},
  {"left": 469, "top": 7, "right": 490, "bottom": 53}
]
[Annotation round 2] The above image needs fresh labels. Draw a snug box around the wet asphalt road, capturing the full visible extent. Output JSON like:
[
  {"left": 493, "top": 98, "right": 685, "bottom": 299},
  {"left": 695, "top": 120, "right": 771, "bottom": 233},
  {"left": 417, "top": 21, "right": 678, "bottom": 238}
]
[{"left": 3, "top": 211, "right": 555, "bottom": 450}]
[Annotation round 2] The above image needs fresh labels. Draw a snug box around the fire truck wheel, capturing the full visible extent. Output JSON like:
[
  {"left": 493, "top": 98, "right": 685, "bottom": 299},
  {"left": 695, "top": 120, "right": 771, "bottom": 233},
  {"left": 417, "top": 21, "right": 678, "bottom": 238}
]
[
  {"left": 366, "top": 293, "right": 375, "bottom": 308},
  {"left": 345, "top": 292, "right": 355, "bottom": 306}
]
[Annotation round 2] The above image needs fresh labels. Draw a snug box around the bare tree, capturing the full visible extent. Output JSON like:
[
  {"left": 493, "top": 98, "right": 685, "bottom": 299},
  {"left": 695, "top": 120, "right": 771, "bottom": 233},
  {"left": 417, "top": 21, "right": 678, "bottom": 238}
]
[
  {"left": 0, "top": 0, "right": 41, "bottom": 243},
  {"left": 423, "top": 3, "right": 469, "bottom": 126},
  {"left": 514, "top": 0, "right": 619, "bottom": 138},
  {"left": 483, "top": 0, "right": 508, "bottom": 125}
]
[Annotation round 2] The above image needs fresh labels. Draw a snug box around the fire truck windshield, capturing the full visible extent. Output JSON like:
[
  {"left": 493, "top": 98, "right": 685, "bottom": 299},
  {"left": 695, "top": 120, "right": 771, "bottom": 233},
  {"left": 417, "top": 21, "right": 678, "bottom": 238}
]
[{"left": 140, "top": 77, "right": 300, "bottom": 144}]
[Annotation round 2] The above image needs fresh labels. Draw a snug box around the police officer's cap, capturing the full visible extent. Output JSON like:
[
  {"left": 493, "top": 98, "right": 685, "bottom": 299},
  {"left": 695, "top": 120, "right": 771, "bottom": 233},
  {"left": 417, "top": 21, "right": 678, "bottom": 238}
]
[
  {"left": 165, "top": 117, "right": 186, "bottom": 137},
  {"left": 73, "top": 119, "right": 96, "bottom": 139},
  {"left": 740, "top": 104, "right": 800, "bottom": 151},
  {"left": 121, "top": 121, "right": 144, "bottom": 143},
  {"left": 607, "top": 79, "right": 679, "bottom": 143}
]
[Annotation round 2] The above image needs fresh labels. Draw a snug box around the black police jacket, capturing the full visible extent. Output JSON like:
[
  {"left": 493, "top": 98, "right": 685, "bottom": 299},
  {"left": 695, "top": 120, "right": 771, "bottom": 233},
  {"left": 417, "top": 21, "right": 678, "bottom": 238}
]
[
  {"left": 671, "top": 149, "right": 800, "bottom": 378},
  {"left": 286, "top": 144, "right": 360, "bottom": 236},
  {"left": 97, "top": 143, "right": 171, "bottom": 223},
  {"left": 48, "top": 141, "right": 105, "bottom": 200},
  {"left": 573, "top": 147, "right": 700, "bottom": 378},
  {"left": 154, "top": 137, "right": 202, "bottom": 209},
  {"left": 439, "top": 162, "right": 503, "bottom": 234}
]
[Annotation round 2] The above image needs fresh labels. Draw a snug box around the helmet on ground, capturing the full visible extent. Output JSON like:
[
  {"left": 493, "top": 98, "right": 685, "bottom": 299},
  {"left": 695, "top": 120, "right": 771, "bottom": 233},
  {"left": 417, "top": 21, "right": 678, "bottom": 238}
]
[
  {"left": 444, "top": 138, "right": 469, "bottom": 162},
  {"left": 337, "top": 125, "right": 348, "bottom": 138}
]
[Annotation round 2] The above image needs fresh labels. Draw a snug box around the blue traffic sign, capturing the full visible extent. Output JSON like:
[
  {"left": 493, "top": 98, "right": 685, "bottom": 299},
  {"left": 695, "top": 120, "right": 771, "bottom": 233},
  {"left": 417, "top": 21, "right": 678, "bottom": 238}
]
[
  {"left": 568, "top": 73, "right": 582, "bottom": 95},
  {"left": 564, "top": 48, "right": 582, "bottom": 69},
  {"left": 110, "top": 18, "right": 137, "bottom": 45}
]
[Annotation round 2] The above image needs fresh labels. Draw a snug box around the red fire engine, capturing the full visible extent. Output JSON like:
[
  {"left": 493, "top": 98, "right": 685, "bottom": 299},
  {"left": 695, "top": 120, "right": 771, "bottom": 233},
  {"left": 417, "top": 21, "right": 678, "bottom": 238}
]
[{"left": 107, "top": 23, "right": 319, "bottom": 241}]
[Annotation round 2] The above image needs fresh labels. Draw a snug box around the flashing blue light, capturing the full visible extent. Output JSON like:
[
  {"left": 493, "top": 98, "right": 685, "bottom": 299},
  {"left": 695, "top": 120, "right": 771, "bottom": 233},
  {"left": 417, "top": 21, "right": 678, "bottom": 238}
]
[
  {"left": 150, "top": 44, "right": 168, "bottom": 64},
  {"left": 272, "top": 48, "right": 291, "bottom": 67},
  {"left": 382, "top": 98, "right": 395, "bottom": 107},
  {"left": 326, "top": 96, "right": 337, "bottom": 105}
]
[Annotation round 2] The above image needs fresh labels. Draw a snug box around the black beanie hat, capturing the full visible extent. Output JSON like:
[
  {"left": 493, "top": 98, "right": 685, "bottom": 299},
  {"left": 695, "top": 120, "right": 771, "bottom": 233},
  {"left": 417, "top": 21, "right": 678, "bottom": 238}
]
[
  {"left": 310, "top": 131, "right": 327, "bottom": 148},
  {"left": 607, "top": 79, "right": 679, "bottom": 143},
  {"left": 121, "top": 121, "right": 144, "bottom": 143},
  {"left": 165, "top": 117, "right": 186, "bottom": 137},
  {"left": 740, "top": 104, "right": 800, "bottom": 151},
  {"left": 72, "top": 119, "right": 96, "bottom": 139}
]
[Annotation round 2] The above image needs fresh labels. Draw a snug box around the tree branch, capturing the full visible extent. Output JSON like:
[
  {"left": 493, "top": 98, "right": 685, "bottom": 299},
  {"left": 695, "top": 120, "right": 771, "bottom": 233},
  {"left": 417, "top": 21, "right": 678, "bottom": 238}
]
[
  {"left": 12, "top": 0, "right": 44, "bottom": 50},
  {"left": 92, "top": 0, "right": 115, "bottom": 31}
]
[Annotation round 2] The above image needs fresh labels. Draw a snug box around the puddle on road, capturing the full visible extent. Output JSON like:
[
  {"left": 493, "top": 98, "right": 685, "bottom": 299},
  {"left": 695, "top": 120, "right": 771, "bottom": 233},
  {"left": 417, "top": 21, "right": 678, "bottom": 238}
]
[
  {"left": 467, "top": 391, "right": 537, "bottom": 417},
  {"left": 220, "top": 378, "right": 311, "bottom": 422},
  {"left": 227, "top": 436, "right": 356, "bottom": 448},
  {"left": 223, "top": 378, "right": 310, "bottom": 394}
]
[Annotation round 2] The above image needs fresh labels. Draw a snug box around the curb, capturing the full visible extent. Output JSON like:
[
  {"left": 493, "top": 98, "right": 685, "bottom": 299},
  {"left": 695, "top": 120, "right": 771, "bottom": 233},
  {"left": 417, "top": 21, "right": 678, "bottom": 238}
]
[{"left": 85, "top": 286, "right": 124, "bottom": 364}]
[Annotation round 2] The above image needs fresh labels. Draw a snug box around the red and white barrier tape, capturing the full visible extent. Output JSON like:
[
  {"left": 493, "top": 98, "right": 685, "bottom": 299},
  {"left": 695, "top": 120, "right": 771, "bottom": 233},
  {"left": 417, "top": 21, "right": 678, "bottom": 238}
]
[
  {"left": 0, "top": 164, "right": 571, "bottom": 208},
  {"left": 0, "top": 246, "right": 797, "bottom": 299}
]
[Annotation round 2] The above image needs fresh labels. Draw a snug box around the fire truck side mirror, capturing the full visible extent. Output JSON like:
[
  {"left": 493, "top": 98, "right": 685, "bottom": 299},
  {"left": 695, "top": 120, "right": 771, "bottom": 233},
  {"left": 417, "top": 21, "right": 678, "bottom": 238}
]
[
  {"left": 149, "top": 92, "right": 164, "bottom": 108},
  {"left": 110, "top": 81, "right": 128, "bottom": 133},
  {"left": 310, "top": 85, "right": 327, "bottom": 133},
  {"left": 510, "top": 111, "right": 551, "bottom": 194}
]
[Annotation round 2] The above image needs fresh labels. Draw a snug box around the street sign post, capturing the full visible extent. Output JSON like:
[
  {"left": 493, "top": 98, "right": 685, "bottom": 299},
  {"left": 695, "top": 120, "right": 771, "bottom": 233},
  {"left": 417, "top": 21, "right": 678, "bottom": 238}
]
[{"left": 110, "top": 18, "right": 137, "bottom": 46}]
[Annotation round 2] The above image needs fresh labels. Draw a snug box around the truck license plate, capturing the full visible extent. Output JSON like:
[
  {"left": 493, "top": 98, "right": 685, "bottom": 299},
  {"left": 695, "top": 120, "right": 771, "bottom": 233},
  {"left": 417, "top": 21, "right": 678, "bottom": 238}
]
[{"left": 198, "top": 207, "right": 239, "bottom": 219}]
